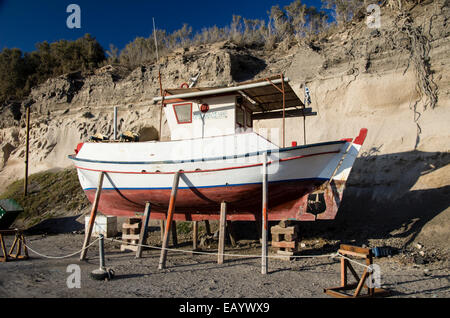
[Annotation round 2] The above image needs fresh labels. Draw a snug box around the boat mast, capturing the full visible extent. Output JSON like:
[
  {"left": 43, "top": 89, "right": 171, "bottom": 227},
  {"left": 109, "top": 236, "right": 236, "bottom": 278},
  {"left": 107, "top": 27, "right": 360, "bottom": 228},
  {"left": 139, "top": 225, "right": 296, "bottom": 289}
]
[{"left": 154, "top": 17, "right": 164, "bottom": 141}]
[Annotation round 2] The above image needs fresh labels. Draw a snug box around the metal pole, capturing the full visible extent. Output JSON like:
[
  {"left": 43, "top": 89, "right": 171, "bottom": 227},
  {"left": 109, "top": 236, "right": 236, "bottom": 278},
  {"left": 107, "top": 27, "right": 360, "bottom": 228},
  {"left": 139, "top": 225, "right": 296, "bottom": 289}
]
[
  {"left": 262, "top": 152, "right": 268, "bottom": 275},
  {"left": 153, "top": 77, "right": 290, "bottom": 103},
  {"left": 24, "top": 105, "right": 31, "bottom": 197},
  {"left": 113, "top": 106, "right": 118, "bottom": 141},
  {"left": 281, "top": 74, "right": 286, "bottom": 149},
  {"left": 99, "top": 234, "right": 105, "bottom": 269}
]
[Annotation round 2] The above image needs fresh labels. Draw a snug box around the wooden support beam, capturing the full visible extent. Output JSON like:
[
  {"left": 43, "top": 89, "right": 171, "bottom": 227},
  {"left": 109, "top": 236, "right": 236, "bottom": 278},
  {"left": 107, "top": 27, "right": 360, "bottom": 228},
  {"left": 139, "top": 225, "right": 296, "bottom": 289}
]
[
  {"left": 226, "top": 221, "right": 236, "bottom": 247},
  {"left": 160, "top": 220, "right": 165, "bottom": 242},
  {"left": 193, "top": 221, "right": 198, "bottom": 250},
  {"left": 171, "top": 221, "right": 178, "bottom": 247},
  {"left": 204, "top": 220, "right": 212, "bottom": 236},
  {"left": 341, "top": 258, "right": 348, "bottom": 287},
  {"left": 0, "top": 234, "right": 7, "bottom": 262},
  {"left": 158, "top": 172, "right": 180, "bottom": 270},
  {"left": 252, "top": 108, "right": 316, "bottom": 121},
  {"left": 136, "top": 202, "right": 151, "bottom": 259},
  {"left": 80, "top": 172, "right": 105, "bottom": 261},
  {"left": 262, "top": 152, "right": 268, "bottom": 275},
  {"left": 218, "top": 201, "right": 227, "bottom": 265}
]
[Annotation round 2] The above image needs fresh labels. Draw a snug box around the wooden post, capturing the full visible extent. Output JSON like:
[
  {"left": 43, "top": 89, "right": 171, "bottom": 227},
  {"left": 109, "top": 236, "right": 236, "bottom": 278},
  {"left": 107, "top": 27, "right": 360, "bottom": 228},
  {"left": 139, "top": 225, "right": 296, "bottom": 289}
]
[
  {"left": 262, "top": 152, "right": 269, "bottom": 275},
  {"left": 204, "top": 220, "right": 212, "bottom": 236},
  {"left": 158, "top": 172, "right": 180, "bottom": 270},
  {"left": 341, "top": 258, "right": 348, "bottom": 287},
  {"left": 218, "top": 201, "right": 227, "bottom": 265},
  {"left": 227, "top": 221, "right": 236, "bottom": 247},
  {"left": 160, "top": 220, "right": 165, "bottom": 242},
  {"left": 24, "top": 105, "right": 31, "bottom": 197},
  {"left": 171, "top": 221, "right": 178, "bottom": 247},
  {"left": 136, "top": 202, "right": 151, "bottom": 258},
  {"left": 80, "top": 172, "right": 105, "bottom": 261},
  {"left": 192, "top": 221, "right": 198, "bottom": 250},
  {"left": 0, "top": 233, "right": 7, "bottom": 262},
  {"left": 21, "top": 233, "right": 28, "bottom": 258}
]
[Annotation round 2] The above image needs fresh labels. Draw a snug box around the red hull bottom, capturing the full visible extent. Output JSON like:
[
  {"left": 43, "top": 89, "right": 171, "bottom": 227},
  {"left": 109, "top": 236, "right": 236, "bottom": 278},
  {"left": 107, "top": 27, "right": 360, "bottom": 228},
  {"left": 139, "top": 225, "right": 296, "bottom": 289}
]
[{"left": 85, "top": 179, "right": 346, "bottom": 222}]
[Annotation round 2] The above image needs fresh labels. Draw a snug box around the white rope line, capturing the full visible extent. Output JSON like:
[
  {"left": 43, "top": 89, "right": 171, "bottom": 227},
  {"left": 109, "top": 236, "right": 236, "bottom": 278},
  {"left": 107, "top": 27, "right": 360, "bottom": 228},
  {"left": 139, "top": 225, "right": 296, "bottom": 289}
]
[
  {"left": 24, "top": 238, "right": 100, "bottom": 260},
  {"left": 337, "top": 253, "right": 373, "bottom": 272},
  {"left": 22, "top": 235, "right": 372, "bottom": 271},
  {"left": 106, "top": 237, "right": 339, "bottom": 260}
]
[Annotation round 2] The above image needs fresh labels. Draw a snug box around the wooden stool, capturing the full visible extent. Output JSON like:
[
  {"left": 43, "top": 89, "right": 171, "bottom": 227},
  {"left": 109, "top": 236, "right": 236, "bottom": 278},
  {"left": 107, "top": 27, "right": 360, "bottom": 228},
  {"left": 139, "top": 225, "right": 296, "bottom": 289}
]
[
  {"left": 324, "top": 244, "right": 388, "bottom": 298},
  {"left": 0, "top": 229, "right": 29, "bottom": 262}
]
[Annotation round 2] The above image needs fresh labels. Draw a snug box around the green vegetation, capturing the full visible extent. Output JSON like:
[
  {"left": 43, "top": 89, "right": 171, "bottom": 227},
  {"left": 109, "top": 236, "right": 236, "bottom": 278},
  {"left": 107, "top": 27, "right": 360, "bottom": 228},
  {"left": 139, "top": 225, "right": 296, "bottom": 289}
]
[
  {"left": 0, "top": 34, "right": 105, "bottom": 105},
  {"left": 0, "top": 169, "right": 89, "bottom": 226},
  {"left": 116, "top": 0, "right": 334, "bottom": 69}
]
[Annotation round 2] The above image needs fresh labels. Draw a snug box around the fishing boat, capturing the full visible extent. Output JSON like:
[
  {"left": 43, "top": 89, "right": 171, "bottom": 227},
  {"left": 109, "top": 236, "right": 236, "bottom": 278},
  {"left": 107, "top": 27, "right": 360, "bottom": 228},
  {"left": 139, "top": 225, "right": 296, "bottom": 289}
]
[{"left": 69, "top": 75, "right": 367, "bottom": 222}]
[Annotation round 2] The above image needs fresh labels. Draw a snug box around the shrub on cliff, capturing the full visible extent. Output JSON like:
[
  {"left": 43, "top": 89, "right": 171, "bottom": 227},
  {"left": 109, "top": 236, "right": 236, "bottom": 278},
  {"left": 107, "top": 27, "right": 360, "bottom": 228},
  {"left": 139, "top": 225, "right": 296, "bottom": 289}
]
[{"left": 0, "top": 34, "right": 105, "bottom": 105}]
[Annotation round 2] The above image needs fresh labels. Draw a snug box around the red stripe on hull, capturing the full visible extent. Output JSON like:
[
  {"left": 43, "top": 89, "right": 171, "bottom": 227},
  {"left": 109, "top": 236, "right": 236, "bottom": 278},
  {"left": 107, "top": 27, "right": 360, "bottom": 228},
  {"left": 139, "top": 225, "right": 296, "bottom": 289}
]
[{"left": 85, "top": 179, "right": 346, "bottom": 221}]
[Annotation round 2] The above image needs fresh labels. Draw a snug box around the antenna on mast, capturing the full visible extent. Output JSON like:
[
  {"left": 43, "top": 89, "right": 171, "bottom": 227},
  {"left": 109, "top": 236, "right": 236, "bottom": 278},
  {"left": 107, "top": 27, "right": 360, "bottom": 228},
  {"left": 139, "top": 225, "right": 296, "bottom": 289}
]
[{"left": 153, "top": 17, "right": 160, "bottom": 62}]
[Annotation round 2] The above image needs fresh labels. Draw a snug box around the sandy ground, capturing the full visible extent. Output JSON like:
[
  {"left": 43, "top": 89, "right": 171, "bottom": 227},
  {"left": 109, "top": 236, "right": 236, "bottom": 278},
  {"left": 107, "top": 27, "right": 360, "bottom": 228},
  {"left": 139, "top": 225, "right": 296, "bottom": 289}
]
[{"left": 1, "top": 229, "right": 449, "bottom": 299}]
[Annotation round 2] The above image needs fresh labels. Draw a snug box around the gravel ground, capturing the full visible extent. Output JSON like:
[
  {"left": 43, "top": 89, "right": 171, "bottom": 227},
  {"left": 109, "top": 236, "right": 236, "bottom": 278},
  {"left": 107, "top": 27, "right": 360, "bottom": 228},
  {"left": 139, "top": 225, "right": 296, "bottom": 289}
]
[{"left": 0, "top": 231, "right": 449, "bottom": 299}]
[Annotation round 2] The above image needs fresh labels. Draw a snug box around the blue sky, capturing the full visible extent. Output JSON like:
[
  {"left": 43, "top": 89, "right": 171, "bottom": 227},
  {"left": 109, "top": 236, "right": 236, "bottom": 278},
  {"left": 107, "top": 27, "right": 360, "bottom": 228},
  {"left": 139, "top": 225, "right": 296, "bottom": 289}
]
[{"left": 0, "top": 0, "right": 325, "bottom": 53}]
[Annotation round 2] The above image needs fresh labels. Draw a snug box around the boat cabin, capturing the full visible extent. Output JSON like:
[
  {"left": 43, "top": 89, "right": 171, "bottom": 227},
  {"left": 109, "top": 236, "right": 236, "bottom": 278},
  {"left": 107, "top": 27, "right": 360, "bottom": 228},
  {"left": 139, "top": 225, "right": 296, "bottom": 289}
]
[{"left": 153, "top": 75, "right": 315, "bottom": 145}]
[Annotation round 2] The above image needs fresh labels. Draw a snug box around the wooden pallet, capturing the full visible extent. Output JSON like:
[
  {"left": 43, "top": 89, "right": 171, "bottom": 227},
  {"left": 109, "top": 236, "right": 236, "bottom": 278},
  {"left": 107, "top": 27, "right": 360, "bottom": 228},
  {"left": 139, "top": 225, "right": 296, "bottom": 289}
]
[
  {"left": 121, "top": 218, "right": 142, "bottom": 252},
  {"left": 271, "top": 224, "right": 299, "bottom": 261}
]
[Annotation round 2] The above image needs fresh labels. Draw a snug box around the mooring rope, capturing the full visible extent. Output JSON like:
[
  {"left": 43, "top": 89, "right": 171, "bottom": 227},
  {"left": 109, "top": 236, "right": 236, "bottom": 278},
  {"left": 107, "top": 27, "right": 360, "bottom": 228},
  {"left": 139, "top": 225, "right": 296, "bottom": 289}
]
[
  {"left": 22, "top": 235, "right": 372, "bottom": 271},
  {"left": 24, "top": 237, "right": 100, "bottom": 260},
  {"left": 106, "top": 237, "right": 347, "bottom": 261},
  {"left": 336, "top": 252, "right": 373, "bottom": 272}
]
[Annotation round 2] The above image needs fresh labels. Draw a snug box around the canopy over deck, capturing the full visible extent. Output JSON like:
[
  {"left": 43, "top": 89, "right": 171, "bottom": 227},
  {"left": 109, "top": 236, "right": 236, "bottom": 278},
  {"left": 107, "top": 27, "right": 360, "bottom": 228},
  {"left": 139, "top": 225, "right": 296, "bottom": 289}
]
[{"left": 153, "top": 75, "right": 305, "bottom": 113}]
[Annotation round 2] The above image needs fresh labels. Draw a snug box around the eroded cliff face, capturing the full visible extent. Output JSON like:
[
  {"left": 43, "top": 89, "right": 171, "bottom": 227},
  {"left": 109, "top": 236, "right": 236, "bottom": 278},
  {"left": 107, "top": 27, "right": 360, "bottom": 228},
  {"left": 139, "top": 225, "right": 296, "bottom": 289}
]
[{"left": 0, "top": 1, "right": 448, "bottom": 242}]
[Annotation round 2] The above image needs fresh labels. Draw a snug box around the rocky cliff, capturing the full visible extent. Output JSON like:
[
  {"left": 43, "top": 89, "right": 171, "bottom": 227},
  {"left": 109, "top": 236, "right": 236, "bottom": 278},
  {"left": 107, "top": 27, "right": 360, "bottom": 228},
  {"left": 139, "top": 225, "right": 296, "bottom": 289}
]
[{"left": 0, "top": 1, "right": 448, "bottom": 250}]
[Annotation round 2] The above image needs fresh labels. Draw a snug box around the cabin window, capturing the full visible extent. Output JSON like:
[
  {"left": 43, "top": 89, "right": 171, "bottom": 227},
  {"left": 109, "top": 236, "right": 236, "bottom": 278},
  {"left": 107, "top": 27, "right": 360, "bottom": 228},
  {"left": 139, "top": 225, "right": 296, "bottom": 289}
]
[
  {"left": 236, "top": 107, "right": 245, "bottom": 127},
  {"left": 173, "top": 103, "right": 192, "bottom": 124},
  {"left": 246, "top": 110, "right": 252, "bottom": 127}
]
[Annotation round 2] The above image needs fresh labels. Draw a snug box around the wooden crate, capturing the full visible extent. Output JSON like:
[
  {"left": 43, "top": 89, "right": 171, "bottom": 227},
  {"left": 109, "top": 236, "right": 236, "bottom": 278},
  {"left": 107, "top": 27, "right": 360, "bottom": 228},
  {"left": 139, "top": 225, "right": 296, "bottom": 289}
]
[
  {"left": 121, "top": 218, "right": 142, "bottom": 252},
  {"left": 271, "top": 224, "right": 299, "bottom": 261}
]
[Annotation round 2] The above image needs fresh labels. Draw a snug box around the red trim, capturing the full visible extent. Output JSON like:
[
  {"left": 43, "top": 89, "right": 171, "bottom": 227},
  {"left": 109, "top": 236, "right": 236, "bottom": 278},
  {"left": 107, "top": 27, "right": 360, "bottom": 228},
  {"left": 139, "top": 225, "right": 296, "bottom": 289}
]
[
  {"left": 173, "top": 103, "right": 193, "bottom": 124},
  {"left": 354, "top": 128, "right": 368, "bottom": 146},
  {"left": 180, "top": 82, "right": 189, "bottom": 89},
  {"left": 75, "top": 143, "right": 84, "bottom": 155},
  {"left": 341, "top": 138, "right": 353, "bottom": 143},
  {"left": 74, "top": 150, "right": 340, "bottom": 175}
]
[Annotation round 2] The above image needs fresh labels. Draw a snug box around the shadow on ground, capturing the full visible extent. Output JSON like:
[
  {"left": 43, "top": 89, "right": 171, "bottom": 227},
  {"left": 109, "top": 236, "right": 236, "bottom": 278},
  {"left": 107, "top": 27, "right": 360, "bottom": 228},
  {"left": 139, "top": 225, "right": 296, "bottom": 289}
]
[
  {"left": 234, "top": 150, "right": 450, "bottom": 254},
  {"left": 25, "top": 215, "right": 84, "bottom": 235}
]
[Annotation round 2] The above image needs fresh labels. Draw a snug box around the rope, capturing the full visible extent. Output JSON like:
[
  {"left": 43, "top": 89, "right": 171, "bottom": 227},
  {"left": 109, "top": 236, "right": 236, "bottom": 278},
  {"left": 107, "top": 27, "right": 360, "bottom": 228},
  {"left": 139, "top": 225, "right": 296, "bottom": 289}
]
[
  {"left": 337, "top": 252, "right": 373, "bottom": 272},
  {"left": 23, "top": 235, "right": 372, "bottom": 271},
  {"left": 106, "top": 237, "right": 339, "bottom": 260},
  {"left": 24, "top": 238, "right": 100, "bottom": 260}
]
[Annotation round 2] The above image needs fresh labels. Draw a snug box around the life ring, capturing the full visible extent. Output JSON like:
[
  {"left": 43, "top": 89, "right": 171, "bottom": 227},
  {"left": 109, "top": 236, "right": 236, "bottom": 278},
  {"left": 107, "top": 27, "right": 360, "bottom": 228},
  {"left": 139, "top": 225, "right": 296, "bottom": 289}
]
[
  {"left": 180, "top": 82, "right": 189, "bottom": 89},
  {"left": 200, "top": 103, "right": 209, "bottom": 113}
]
